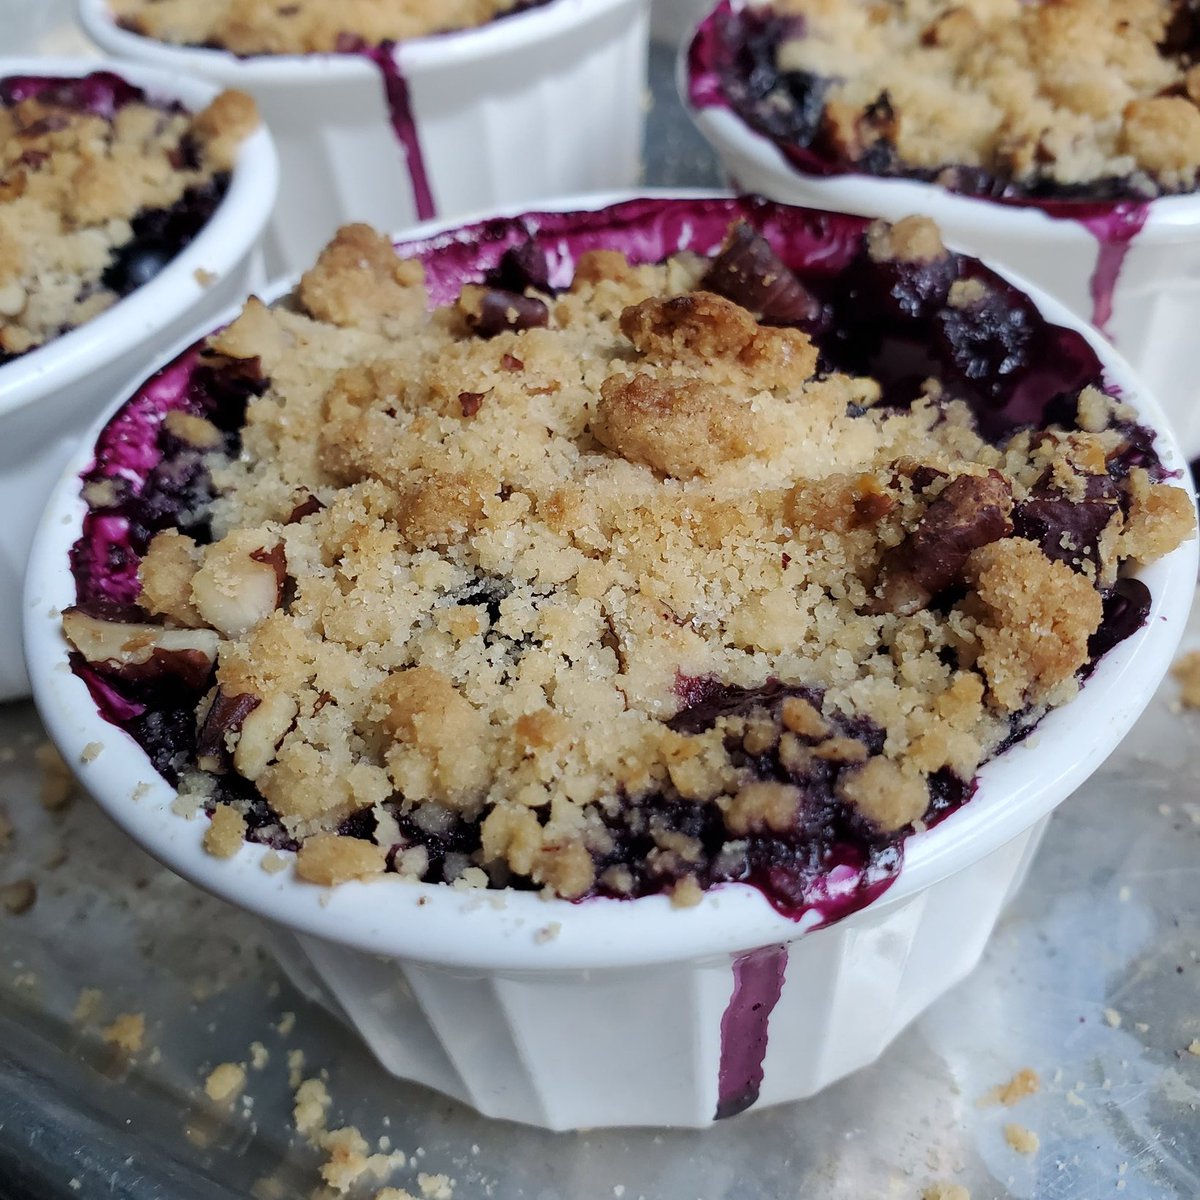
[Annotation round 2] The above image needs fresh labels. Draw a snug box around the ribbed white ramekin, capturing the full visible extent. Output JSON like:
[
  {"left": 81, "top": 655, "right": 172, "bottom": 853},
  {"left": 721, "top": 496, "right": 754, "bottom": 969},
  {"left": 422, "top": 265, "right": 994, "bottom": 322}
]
[
  {"left": 81, "top": 0, "right": 651, "bottom": 274},
  {"left": 25, "top": 192, "right": 1197, "bottom": 1128}
]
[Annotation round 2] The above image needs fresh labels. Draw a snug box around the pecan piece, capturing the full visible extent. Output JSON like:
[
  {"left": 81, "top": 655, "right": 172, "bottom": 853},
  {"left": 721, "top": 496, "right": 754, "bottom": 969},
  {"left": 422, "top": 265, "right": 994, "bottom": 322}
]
[
  {"left": 870, "top": 471, "right": 1014, "bottom": 615},
  {"left": 191, "top": 533, "right": 286, "bottom": 638},
  {"left": 196, "top": 690, "right": 262, "bottom": 773},
  {"left": 62, "top": 608, "right": 219, "bottom": 689},
  {"left": 701, "top": 222, "right": 821, "bottom": 325}
]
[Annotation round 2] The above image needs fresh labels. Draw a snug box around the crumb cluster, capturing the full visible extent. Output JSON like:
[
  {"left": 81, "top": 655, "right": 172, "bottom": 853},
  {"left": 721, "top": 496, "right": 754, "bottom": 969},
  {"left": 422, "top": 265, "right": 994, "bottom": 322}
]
[
  {"left": 111, "top": 0, "right": 545, "bottom": 54},
  {"left": 735, "top": 0, "right": 1200, "bottom": 196},
  {"left": 64, "top": 211, "right": 1195, "bottom": 903},
  {"left": 0, "top": 76, "right": 257, "bottom": 362}
]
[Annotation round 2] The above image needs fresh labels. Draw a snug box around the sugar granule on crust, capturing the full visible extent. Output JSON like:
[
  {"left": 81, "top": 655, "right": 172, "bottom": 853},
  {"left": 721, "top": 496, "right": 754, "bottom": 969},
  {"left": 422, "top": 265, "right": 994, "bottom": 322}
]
[{"left": 63, "top": 210, "right": 1195, "bottom": 910}]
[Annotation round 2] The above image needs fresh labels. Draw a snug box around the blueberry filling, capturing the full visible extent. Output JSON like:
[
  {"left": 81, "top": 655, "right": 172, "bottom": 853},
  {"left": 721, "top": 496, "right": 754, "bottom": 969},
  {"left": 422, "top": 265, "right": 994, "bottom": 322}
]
[{"left": 66, "top": 197, "right": 1180, "bottom": 924}]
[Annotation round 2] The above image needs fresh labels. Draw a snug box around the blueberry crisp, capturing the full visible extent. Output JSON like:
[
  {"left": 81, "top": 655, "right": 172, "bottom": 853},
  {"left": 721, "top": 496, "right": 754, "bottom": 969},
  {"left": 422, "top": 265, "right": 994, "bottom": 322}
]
[
  {"left": 698, "top": 0, "right": 1200, "bottom": 201},
  {"left": 0, "top": 72, "right": 258, "bottom": 365},
  {"left": 109, "top": 0, "right": 553, "bottom": 54},
  {"left": 62, "top": 198, "right": 1195, "bottom": 917}
]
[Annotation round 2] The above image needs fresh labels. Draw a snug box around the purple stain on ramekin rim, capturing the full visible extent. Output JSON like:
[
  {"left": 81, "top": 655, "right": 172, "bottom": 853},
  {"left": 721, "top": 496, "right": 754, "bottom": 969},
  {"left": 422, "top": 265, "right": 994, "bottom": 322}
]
[
  {"left": 686, "top": 2, "right": 1163, "bottom": 336},
  {"left": 66, "top": 195, "right": 1166, "bottom": 940}
]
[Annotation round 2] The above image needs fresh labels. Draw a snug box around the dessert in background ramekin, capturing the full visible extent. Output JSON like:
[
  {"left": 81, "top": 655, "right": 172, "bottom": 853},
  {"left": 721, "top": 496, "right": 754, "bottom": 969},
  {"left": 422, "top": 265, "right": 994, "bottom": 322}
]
[
  {"left": 25, "top": 193, "right": 1197, "bottom": 1129},
  {"left": 80, "top": 0, "right": 652, "bottom": 274},
  {"left": 683, "top": 0, "right": 1200, "bottom": 459},
  {"left": 0, "top": 57, "right": 276, "bottom": 702}
]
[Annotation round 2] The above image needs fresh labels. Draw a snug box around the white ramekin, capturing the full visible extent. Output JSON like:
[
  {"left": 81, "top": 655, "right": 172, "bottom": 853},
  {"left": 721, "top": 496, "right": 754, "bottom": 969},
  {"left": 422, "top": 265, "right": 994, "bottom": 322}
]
[
  {"left": 0, "top": 57, "right": 277, "bottom": 703},
  {"left": 80, "top": 0, "right": 652, "bottom": 276},
  {"left": 681, "top": 1, "right": 1200, "bottom": 461},
  {"left": 24, "top": 192, "right": 1198, "bottom": 1130},
  {"left": 651, "top": 0, "right": 710, "bottom": 44}
]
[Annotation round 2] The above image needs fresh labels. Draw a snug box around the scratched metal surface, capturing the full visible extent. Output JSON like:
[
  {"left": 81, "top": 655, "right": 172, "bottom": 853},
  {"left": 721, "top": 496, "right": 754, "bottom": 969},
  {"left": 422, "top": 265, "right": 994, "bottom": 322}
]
[{"left": 2, "top": 7, "right": 1199, "bottom": 1199}]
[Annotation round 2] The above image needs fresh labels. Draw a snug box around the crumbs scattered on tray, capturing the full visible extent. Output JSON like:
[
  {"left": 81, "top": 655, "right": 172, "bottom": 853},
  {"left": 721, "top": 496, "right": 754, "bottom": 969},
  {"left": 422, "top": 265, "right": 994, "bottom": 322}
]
[{"left": 977, "top": 1066, "right": 1040, "bottom": 1108}]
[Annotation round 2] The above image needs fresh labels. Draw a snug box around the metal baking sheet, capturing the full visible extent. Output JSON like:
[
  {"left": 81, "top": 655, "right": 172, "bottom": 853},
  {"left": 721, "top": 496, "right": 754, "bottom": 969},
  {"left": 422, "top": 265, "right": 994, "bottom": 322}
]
[{"left": 2, "top": 9, "right": 1198, "bottom": 1198}]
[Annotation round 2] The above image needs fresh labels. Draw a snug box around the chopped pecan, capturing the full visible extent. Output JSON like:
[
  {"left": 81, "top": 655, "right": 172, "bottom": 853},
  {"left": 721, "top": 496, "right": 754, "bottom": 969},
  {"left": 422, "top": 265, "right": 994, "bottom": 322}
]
[
  {"left": 191, "top": 534, "right": 285, "bottom": 637},
  {"left": 62, "top": 608, "right": 218, "bottom": 689},
  {"left": 700, "top": 222, "right": 821, "bottom": 324},
  {"left": 458, "top": 390, "right": 487, "bottom": 417},
  {"left": 871, "top": 471, "right": 1014, "bottom": 615},
  {"left": 196, "top": 690, "right": 262, "bottom": 773}
]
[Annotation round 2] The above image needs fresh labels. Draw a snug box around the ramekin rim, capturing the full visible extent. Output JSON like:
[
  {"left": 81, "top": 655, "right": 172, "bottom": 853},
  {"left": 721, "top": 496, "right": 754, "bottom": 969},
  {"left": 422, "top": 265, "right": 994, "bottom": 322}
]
[
  {"left": 24, "top": 188, "right": 1198, "bottom": 972},
  {"left": 0, "top": 56, "right": 279, "bottom": 421},
  {"left": 78, "top": 0, "right": 644, "bottom": 82}
]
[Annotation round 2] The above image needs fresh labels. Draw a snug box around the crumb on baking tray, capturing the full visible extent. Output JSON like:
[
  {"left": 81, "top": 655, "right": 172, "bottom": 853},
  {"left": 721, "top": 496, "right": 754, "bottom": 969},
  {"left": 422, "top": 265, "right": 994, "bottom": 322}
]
[
  {"left": 72, "top": 987, "right": 104, "bottom": 1024},
  {"left": 35, "top": 742, "right": 75, "bottom": 811},
  {"left": 922, "top": 1184, "right": 970, "bottom": 1200},
  {"left": 101, "top": 1011, "right": 145, "bottom": 1053},
  {"left": 1003, "top": 1122, "right": 1040, "bottom": 1155},
  {"left": 0, "top": 878, "right": 36, "bottom": 915},
  {"left": 978, "top": 1066, "right": 1040, "bottom": 1107},
  {"left": 204, "top": 1060, "right": 247, "bottom": 1103}
]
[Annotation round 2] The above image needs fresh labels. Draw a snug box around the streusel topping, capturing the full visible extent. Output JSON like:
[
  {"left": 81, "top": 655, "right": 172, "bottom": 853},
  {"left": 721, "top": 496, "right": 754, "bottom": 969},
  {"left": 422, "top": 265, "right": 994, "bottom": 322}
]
[
  {"left": 720, "top": 0, "right": 1200, "bottom": 197},
  {"left": 64, "top": 203, "right": 1195, "bottom": 910},
  {"left": 0, "top": 74, "right": 257, "bottom": 362},
  {"left": 111, "top": 0, "right": 547, "bottom": 54}
]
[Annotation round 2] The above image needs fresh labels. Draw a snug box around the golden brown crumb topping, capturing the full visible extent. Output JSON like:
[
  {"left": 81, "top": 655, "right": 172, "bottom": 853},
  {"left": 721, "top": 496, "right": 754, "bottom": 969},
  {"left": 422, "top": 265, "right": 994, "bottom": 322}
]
[
  {"left": 111, "top": 0, "right": 539, "bottom": 54},
  {"left": 0, "top": 81, "right": 257, "bottom": 360},
  {"left": 767, "top": 0, "right": 1200, "bottom": 192},
  {"left": 66, "top": 216, "right": 1194, "bottom": 898}
]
